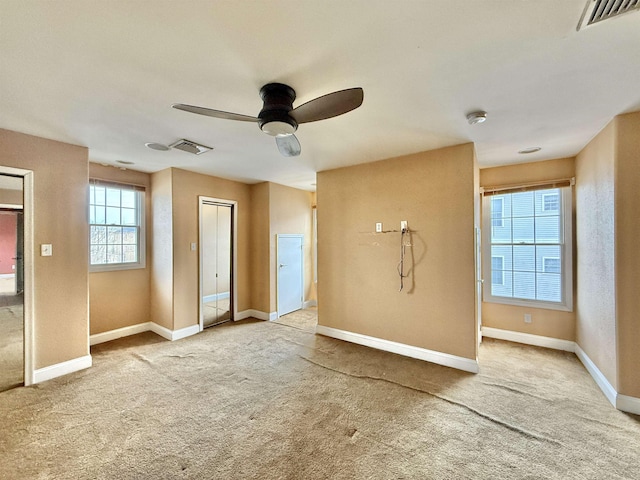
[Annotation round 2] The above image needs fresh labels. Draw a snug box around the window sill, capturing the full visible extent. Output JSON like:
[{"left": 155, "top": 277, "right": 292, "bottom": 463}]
[
  {"left": 484, "top": 296, "right": 573, "bottom": 312},
  {"left": 90, "top": 263, "right": 146, "bottom": 273}
]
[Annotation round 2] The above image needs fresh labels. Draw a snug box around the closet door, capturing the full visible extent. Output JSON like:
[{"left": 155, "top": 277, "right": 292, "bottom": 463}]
[{"left": 201, "top": 201, "right": 233, "bottom": 328}]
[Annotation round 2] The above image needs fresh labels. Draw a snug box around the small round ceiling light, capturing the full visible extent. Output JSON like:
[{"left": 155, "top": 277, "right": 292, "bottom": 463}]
[
  {"left": 518, "top": 147, "right": 541, "bottom": 154},
  {"left": 145, "top": 142, "right": 170, "bottom": 151},
  {"left": 116, "top": 160, "right": 135, "bottom": 165},
  {"left": 466, "top": 111, "right": 487, "bottom": 125}
]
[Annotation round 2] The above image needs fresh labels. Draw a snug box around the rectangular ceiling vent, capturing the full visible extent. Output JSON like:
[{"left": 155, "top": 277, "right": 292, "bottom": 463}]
[
  {"left": 169, "top": 139, "right": 213, "bottom": 155},
  {"left": 578, "top": 0, "right": 640, "bottom": 30}
]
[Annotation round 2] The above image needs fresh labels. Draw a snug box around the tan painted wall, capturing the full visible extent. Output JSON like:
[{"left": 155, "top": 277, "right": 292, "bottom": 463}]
[
  {"left": 575, "top": 122, "right": 617, "bottom": 389},
  {"left": 250, "top": 182, "right": 270, "bottom": 314},
  {"left": 614, "top": 111, "right": 640, "bottom": 398},
  {"left": 479, "top": 157, "right": 576, "bottom": 340},
  {"left": 0, "top": 129, "right": 89, "bottom": 368},
  {"left": 170, "top": 168, "right": 252, "bottom": 330},
  {"left": 150, "top": 168, "right": 174, "bottom": 330},
  {"left": 0, "top": 188, "right": 23, "bottom": 205},
  {"left": 269, "top": 182, "right": 315, "bottom": 312},
  {"left": 88, "top": 164, "right": 151, "bottom": 334},
  {"left": 317, "top": 143, "right": 477, "bottom": 360}
]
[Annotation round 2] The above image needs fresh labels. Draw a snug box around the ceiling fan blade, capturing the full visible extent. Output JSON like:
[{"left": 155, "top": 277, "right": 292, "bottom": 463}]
[
  {"left": 290, "top": 88, "right": 364, "bottom": 124},
  {"left": 276, "top": 134, "right": 301, "bottom": 157},
  {"left": 172, "top": 103, "right": 258, "bottom": 122}
]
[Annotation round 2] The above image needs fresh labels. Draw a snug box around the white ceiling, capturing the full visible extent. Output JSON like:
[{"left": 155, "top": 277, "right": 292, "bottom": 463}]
[{"left": 1, "top": 1, "right": 639, "bottom": 191}]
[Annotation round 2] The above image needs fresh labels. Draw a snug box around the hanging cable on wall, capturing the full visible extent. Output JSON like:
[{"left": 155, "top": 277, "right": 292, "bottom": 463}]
[{"left": 397, "top": 222, "right": 411, "bottom": 292}]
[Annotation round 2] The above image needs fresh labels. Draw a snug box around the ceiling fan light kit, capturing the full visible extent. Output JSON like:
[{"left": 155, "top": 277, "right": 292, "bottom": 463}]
[{"left": 172, "top": 82, "right": 364, "bottom": 157}]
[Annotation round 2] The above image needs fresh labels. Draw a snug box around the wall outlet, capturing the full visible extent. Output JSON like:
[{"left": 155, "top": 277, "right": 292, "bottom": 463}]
[
  {"left": 401, "top": 220, "right": 408, "bottom": 232},
  {"left": 524, "top": 313, "right": 532, "bottom": 324},
  {"left": 375, "top": 222, "right": 383, "bottom": 233}
]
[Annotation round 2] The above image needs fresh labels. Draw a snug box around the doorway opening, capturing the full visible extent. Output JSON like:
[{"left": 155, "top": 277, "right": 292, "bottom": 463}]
[
  {"left": 0, "top": 174, "right": 25, "bottom": 391},
  {"left": 199, "top": 197, "right": 237, "bottom": 329}
]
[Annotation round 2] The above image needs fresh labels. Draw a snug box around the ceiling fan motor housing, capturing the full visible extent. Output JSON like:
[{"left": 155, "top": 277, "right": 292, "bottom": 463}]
[{"left": 258, "top": 83, "right": 298, "bottom": 136}]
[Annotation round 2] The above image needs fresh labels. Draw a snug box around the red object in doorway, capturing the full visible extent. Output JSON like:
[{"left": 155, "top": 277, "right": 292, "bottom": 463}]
[{"left": 0, "top": 213, "right": 17, "bottom": 275}]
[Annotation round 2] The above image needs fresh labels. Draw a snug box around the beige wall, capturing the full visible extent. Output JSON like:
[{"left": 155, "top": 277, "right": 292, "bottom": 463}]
[
  {"left": 479, "top": 157, "right": 576, "bottom": 341},
  {"left": 317, "top": 143, "right": 478, "bottom": 360},
  {"left": 613, "top": 111, "right": 640, "bottom": 398},
  {"left": 153, "top": 168, "right": 252, "bottom": 331},
  {"left": 250, "top": 182, "right": 270, "bottom": 313},
  {"left": 88, "top": 164, "right": 152, "bottom": 334},
  {"left": 269, "top": 182, "right": 315, "bottom": 312},
  {"left": 0, "top": 129, "right": 89, "bottom": 368},
  {"left": 575, "top": 122, "right": 617, "bottom": 389},
  {"left": 150, "top": 168, "right": 174, "bottom": 330}
]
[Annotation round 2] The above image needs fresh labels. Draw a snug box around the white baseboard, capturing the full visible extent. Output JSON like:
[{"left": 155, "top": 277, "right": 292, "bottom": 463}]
[
  {"left": 482, "top": 327, "right": 575, "bottom": 352},
  {"left": 202, "top": 291, "right": 230, "bottom": 303},
  {"left": 90, "top": 322, "right": 152, "bottom": 346},
  {"left": 617, "top": 394, "right": 640, "bottom": 416},
  {"left": 315, "top": 325, "right": 479, "bottom": 374},
  {"left": 235, "top": 309, "right": 275, "bottom": 321},
  {"left": 33, "top": 354, "right": 92, "bottom": 384},
  {"left": 150, "top": 322, "right": 200, "bottom": 341},
  {"left": 574, "top": 344, "right": 617, "bottom": 407},
  {"left": 303, "top": 300, "right": 317, "bottom": 309}
]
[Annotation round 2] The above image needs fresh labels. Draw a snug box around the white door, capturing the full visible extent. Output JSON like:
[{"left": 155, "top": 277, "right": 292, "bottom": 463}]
[{"left": 277, "top": 235, "right": 303, "bottom": 317}]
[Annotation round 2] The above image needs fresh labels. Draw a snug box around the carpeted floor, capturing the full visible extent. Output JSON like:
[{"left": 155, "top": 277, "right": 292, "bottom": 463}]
[
  {"left": 0, "top": 295, "right": 23, "bottom": 392},
  {"left": 273, "top": 306, "right": 317, "bottom": 332},
  {"left": 1, "top": 313, "right": 638, "bottom": 479}
]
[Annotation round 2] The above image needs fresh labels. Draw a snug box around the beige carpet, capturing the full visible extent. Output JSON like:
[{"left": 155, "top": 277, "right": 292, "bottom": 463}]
[
  {"left": 1, "top": 316, "right": 638, "bottom": 479},
  {"left": 273, "top": 306, "right": 317, "bottom": 332},
  {"left": 0, "top": 296, "right": 23, "bottom": 391}
]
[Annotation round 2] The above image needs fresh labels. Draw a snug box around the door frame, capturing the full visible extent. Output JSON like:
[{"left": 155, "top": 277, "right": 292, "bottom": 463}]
[
  {"left": 0, "top": 166, "right": 34, "bottom": 386},
  {"left": 198, "top": 196, "right": 237, "bottom": 331},
  {"left": 276, "top": 234, "right": 304, "bottom": 318}
]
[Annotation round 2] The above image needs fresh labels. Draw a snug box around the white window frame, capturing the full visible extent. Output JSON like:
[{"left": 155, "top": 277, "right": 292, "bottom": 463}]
[
  {"left": 482, "top": 186, "right": 573, "bottom": 312},
  {"left": 89, "top": 181, "right": 146, "bottom": 272}
]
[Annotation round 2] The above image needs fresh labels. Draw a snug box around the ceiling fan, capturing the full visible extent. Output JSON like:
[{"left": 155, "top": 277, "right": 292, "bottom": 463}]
[{"left": 172, "top": 83, "right": 364, "bottom": 157}]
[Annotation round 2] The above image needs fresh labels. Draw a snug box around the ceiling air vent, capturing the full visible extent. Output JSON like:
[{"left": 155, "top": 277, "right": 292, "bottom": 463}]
[
  {"left": 577, "top": 0, "right": 640, "bottom": 30},
  {"left": 169, "top": 139, "right": 213, "bottom": 155}
]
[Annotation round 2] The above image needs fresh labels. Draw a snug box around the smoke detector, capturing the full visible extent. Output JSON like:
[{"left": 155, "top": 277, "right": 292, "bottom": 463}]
[
  {"left": 169, "top": 139, "right": 213, "bottom": 155},
  {"left": 577, "top": 0, "right": 640, "bottom": 31},
  {"left": 466, "top": 111, "right": 487, "bottom": 125}
]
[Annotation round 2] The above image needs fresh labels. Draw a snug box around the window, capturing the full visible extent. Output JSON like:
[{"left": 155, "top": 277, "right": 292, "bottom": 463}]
[
  {"left": 89, "top": 180, "right": 145, "bottom": 271},
  {"left": 491, "top": 197, "right": 503, "bottom": 227},
  {"left": 542, "top": 193, "right": 559, "bottom": 212},
  {"left": 483, "top": 186, "right": 572, "bottom": 311},
  {"left": 542, "top": 257, "right": 560, "bottom": 273},
  {"left": 491, "top": 256, "right": 504, "bottom": 285}
]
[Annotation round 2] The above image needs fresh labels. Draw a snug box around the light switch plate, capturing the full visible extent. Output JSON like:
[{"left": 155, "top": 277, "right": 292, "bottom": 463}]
[
  {"left": 190, "top": 242, "right": 197, "bottom": 251},
  {"left": 41, "top": 244, "right": 52, "bottom": 256}
]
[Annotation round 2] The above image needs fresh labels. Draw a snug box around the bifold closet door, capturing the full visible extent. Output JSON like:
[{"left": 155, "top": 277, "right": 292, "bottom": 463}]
[{"left": 201, "top": 203, "right": 232, "bottom": 328}]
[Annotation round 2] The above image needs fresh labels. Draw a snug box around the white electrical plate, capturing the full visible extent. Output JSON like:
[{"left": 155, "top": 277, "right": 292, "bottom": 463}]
[{"left": 375, "top": 223, "right": 383, "bottom": 233}]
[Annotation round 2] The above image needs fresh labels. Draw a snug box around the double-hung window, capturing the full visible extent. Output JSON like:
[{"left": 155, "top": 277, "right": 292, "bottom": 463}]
[
  {"left": 89, "top": 180, "right": 145, "bottom": 271},
  {"left": 482, "top": 183, "right": 573, "bottom": 311}
]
